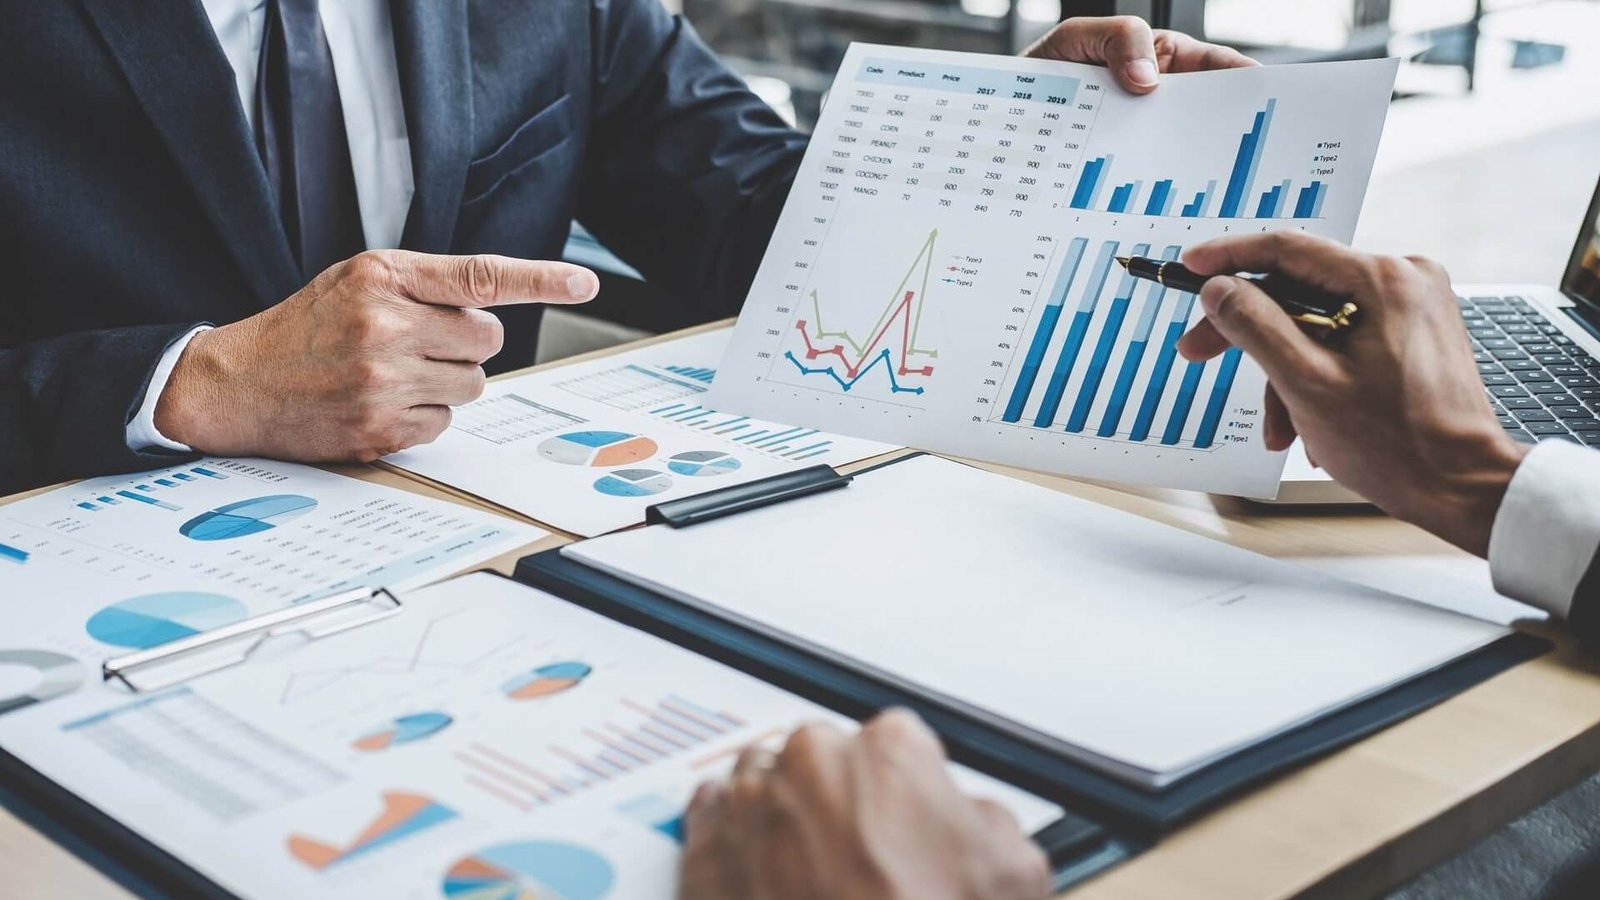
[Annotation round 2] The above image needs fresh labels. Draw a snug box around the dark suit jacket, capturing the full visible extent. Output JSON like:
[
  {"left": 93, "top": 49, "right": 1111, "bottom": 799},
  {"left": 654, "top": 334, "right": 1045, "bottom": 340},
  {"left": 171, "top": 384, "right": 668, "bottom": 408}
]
[{"left": 0, "top": 0, "right": 806, "bottom": 494}]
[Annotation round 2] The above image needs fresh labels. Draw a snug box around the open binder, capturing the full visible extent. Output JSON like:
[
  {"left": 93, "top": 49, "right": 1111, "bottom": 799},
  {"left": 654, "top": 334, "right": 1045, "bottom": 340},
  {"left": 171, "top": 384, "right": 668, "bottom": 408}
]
[{"left": 514, "top": 454, "right": 1550, "bottom": 860}]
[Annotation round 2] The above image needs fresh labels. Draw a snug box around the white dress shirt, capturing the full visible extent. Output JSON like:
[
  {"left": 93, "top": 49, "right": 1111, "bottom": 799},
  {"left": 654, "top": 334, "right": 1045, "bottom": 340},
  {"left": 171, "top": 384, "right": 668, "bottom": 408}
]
[{"left": 127, "top": 0, "right": 412, "bottom": 452}]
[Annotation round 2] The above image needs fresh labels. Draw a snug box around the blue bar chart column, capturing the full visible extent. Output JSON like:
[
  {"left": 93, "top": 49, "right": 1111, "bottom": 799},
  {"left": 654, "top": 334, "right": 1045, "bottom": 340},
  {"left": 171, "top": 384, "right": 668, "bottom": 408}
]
[
  {"left": 1002, "top": 238, "right": 1088, "bottom": 422},
  {"left": 1130, "top": 285, "right": 1199, "bottom": 442},
  {"left": 1065, "top": 242, "right": 1150, "bottom": 432},
  {"left": 1098, "top": 244, "right": 1181, "bottom": 437},
  {"left": 1033, "top": 241, "right": 1120, "bottom": 428},
  {"left": 1193, "top": 347, "right": 1244, "bottom": 448},
  {"left": 1162, "top": 360, "right": 1207, "bottom": 446}
]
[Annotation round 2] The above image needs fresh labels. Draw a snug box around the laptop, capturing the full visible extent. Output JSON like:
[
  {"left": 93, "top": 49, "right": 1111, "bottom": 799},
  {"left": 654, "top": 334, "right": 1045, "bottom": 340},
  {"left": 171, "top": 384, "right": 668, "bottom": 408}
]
[{"left": 1271, "top": 171, "right": 1600, "bottom": 504}]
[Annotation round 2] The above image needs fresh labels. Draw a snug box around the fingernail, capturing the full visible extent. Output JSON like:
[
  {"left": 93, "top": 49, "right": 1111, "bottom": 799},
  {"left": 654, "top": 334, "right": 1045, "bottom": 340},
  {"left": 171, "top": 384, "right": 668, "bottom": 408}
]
[
  {"left": 567, "top": 271, "right": 599, "bottom": 300},
  {"left": 1199, "top": 275, "right": 1236, "bottom": 312},
  {"left": 1126, "top": 58, "right": 1159, "bottom": 87}
]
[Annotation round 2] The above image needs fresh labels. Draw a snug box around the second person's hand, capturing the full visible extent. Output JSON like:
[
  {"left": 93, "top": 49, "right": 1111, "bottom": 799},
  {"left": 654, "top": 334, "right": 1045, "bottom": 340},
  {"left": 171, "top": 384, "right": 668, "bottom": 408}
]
[
  {"left": 1175, "top": 232, "right": 1528, "bottom": 557},
  {"left": 1025, "top": 15, "right": 1257, "bottom": 93},
  {"left": 154, "top": 250, "right": 600, "bottom": 462},
  {"left": 677, "top": 710, "right": 1049, "bottom": 900}
]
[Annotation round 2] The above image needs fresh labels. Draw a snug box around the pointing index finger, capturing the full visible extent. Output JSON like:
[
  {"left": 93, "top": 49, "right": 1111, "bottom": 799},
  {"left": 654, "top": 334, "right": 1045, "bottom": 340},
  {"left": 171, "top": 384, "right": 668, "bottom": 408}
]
[{"left": 393, "top": 252, "right": 600, "bottom": 308}]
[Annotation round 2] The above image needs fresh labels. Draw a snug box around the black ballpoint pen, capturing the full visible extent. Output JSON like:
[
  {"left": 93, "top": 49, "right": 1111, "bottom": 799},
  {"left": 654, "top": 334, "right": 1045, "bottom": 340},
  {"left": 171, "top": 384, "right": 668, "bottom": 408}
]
[{"left": 1115, "top": 255, "right": 1360, "bottom": 332}]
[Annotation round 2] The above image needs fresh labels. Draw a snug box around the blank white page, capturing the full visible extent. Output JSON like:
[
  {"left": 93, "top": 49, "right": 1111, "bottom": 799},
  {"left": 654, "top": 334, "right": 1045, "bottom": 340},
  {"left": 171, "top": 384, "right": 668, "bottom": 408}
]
[{"left": 564, "top": 456, "right": 1506, "bottom": 786}]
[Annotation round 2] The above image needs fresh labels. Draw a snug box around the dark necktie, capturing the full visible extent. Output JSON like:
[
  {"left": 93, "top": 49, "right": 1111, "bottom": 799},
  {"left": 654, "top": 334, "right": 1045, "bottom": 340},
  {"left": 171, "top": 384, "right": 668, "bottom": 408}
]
[{"left": 254, "top": 0, "right": 367, "bottom": 280}]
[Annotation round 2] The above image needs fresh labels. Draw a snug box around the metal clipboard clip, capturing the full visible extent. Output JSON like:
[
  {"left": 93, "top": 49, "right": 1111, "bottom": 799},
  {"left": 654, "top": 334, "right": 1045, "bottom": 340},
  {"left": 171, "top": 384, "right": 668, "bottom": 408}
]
[{"left": 101, "top": 586, "right": 404, "bottom": 693}]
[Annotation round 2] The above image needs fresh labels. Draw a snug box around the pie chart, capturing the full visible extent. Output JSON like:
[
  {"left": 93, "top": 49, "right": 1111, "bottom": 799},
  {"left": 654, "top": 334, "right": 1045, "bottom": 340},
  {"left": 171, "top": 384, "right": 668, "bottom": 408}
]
[
  {"left": 85, "top": 592, "right": 248, "bottom": 649},
  {"left": 0, "top": 650, "right": 84, "bottom": 716},
  {"left": 501, "top": 661, "right": 591, "bottom": 700},
  {"left": 537, "top": 431, "right": 658, "bottom": 467},
  {"left": 442, "top": 841, "right": 615, "bottom": 900},
  {"left": 667, "top": 450, "right": 742, "bottom": 477},
  {"left": 179, "top": 494, "right": 318, "bottom": 541},
  {"left": 353, "top": 712, "right": 454, "bottom": 751},
  {"left": 592, "top": 469, "right": 672, "bottom": 498}
]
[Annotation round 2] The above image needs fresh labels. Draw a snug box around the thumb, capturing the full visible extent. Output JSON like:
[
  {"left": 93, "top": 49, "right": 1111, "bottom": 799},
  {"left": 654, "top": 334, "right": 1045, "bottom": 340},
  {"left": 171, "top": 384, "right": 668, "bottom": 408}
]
[{"left": 1198, "top": 276, "right": 1324, "bottom": 380}]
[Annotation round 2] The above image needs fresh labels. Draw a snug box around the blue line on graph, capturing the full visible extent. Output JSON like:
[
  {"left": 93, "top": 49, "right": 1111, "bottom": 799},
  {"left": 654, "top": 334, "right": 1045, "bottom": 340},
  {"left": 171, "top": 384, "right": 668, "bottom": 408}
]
[{"left": 784, "top": 350, "right": 926, "bottom": 395}]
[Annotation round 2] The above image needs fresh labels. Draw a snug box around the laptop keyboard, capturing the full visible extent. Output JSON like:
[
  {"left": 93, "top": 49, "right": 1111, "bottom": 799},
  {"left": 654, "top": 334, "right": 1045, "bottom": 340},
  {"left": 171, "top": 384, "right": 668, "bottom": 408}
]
[{"left": 1461, "top": 295, "right": 1600, "bottom": 445}]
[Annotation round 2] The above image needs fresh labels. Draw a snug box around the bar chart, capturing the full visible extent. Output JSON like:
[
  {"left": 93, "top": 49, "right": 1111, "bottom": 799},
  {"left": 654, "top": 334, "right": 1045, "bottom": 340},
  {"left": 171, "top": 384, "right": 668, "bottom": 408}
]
[
  {"left": 1068, "top": 99, "right": 1330, "bottom": 221},
  {"left": 996, "top": 237, "right": 1246, "bottom": 450}
]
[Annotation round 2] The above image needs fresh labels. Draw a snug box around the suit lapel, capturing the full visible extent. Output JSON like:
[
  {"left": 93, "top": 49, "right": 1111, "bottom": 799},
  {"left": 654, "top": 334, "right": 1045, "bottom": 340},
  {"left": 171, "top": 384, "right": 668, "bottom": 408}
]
[
  {"left": 80, "top": 0, "right": 302, "bottom": 308},
  {"left": 391, "top": 0, "right": 472, "bottom": 253}
]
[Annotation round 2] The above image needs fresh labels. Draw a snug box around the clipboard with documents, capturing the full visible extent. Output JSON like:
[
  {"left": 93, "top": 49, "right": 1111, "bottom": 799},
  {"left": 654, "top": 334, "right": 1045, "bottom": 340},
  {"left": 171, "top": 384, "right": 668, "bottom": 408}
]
[
  {"left": 517, "top": 454, "right": 1548, "bottom": 831},
  {"left": 0, "top": 571, "right": 1078, "bottom": 899}
]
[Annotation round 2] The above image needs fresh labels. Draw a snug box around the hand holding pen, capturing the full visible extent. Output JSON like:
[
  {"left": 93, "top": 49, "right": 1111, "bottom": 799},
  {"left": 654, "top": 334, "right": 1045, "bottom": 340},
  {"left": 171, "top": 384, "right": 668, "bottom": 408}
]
[
  {"left": 1117, "top": 251, "right": 1360, "bottom": 332},
  {"left": 1168, "top": 231, "right": 1524, "bottom": 558}
]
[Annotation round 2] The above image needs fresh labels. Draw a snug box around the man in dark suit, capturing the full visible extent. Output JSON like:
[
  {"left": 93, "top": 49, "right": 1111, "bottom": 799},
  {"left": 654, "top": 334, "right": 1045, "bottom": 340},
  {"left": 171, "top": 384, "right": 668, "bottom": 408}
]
[
  {"left": 0, "top": 4, "right": 1251, "bottom": 496},
  {"left": 1, "top": 0, "right": 813, "bottom": 494}
]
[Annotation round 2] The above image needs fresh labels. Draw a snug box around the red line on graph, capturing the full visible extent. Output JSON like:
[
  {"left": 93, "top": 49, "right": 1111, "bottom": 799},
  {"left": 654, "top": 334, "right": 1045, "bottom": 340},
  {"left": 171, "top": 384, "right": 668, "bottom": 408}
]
[{"left": 795, "top": 290, "right": 934, "bottom": 379}]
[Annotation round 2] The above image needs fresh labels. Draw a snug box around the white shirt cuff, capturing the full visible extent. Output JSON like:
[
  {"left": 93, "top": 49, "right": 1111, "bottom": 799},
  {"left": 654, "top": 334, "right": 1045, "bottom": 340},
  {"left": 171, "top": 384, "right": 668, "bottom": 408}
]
[
  {"left": 1487, "top": 440, "right": 1600, "bottom": 618},
  {"left": 125, "top": 326, "right": 211, "bottom": 453}
]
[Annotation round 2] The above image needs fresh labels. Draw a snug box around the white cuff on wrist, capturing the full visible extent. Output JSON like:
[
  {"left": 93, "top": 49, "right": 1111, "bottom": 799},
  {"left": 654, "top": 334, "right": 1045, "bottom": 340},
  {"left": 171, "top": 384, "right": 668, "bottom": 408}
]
[{"left": 125, "top": 326, "right": 211, "bottom": 453}]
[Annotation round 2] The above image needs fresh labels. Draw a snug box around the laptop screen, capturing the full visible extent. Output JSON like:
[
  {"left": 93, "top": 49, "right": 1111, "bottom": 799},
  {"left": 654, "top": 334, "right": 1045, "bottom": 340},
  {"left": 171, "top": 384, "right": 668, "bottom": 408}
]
[{"left": 1563, "top": 174, "right": 1600, "bottom": 306}]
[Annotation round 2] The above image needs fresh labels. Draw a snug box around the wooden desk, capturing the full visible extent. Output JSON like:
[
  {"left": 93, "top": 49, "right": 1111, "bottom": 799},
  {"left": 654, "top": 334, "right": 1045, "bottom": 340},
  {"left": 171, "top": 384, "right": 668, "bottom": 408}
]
[{"left": 6, "top": 324, "right": 1600, "bottom": 900}]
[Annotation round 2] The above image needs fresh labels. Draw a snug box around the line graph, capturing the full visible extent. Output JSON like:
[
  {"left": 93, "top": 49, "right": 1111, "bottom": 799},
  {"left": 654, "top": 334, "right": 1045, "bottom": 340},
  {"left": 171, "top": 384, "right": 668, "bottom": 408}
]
[
  {"left": 780, "top": 229, "right": 942, "bottom": 398},
  {"left": 278, "top": 609, "right": 527, "bottom": 705}
]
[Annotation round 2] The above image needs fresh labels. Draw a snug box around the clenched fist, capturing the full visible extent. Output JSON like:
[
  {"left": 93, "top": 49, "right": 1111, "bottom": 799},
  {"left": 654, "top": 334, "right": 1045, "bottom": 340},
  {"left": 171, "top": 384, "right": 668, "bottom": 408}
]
[{"left": 154, "top": 250, "right": 598, "bottom": 461}]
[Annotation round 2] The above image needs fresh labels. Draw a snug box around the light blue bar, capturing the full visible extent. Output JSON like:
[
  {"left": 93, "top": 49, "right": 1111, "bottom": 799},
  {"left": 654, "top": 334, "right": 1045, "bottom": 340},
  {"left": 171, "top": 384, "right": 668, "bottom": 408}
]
[
  {"left": 1270, "top": 178, "right": 1291, "bottom": 217},
  {"left": 116, "top": 490, "right": 180, "bottom": 511},
  {"left": 192, "top": 467, "right": 226, "bottom": 479},
  {"left": 753, "top": 427, "right": 805, "bottom": 447},
  {"left": 154, "top": 479, "right": 177, "bottom": 487},
  {"left": 858, "top": 57, "right": 1080, "bottom": 103},
  {"left": 1065, "top": 243, "right": 1149, "bottom": 432},
  {"left": 650, "top": 403, "right": 686, "bottom": 415},
  {"left": 77, "top": 502, "right": 99, "bottom": 511},
  {"left": 1194, "top": 347, "right": 1244, "bottom": 448},
  {"left": 1099, "top": 245, "right": 1180, "bottom": 437},
  {"left": 97, "top": 496, "right": 119, "bottom": 505},
  {"left": 786, "top": 441, "right": 831, "bottom": 457},
  {"left": 1198, "top": 179, "right": 1219, "bottom": 217},
  {"left": 795, "top": 448, "right": 832, "bottom": 460},
  {"left": 666, "top": 406, "right": 706, "bottom": 420},
  {"left": 1003, "top": 237, "right": 1089, "bottom": 423},
  {"left": 759, "top": 429, "right": 817, "bottom": 449},
  {"left": 715, "top": 423, "right": 752, "bottom": 435},
  {"left": 1310, "top": 181, "right": 1328, "bottom": 217},
  {"left": 1238, "top": 98, "right": 1277, "bottom": 216},
  {"left": 1086, "top": 154, "right": 1115, "bottom": 210},
  {"left": 1033, "top": 241, "right": 1120, "bottom": 428},
  {"left": 733, "top": 430, "right": 770, "bottom": 443},
  {"left": 0, "top": 543, "right": 27, "bottom": 564},
  {"left": 1162, "top": 361, "right": 1207, "bottom": 445}
]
